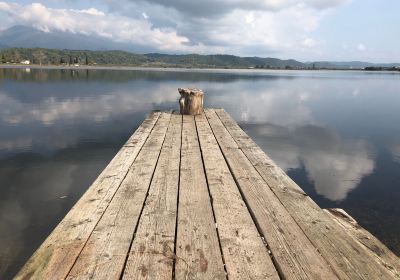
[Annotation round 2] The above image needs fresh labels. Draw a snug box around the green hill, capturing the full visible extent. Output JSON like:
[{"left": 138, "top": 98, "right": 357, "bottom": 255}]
[
  {"left": 1, "top": 47, "right": 399, "bottom": 70},
  {"left": 0, "top": 48, "right": 309, "bottom": 69}
]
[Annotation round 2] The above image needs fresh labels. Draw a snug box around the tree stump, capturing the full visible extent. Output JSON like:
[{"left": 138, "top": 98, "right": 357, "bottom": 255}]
[{"left": 178, "top": 88, "right": 204, "bottom": 115}]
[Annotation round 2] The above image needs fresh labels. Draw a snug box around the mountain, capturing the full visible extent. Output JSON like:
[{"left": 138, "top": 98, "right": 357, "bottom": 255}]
[
  {"left": 0, "top": 26, "right": 152, "bottom": 53},
  {"left": 142, "top": 53, "right": 308, "bottom": 68},
  {"left": 0, "top": 48, "right": 311, "bottom": 68},
  {"left": 1, "top": 47, "right": 400, "bottom": 70},
  {"left": 0, "top": 26, "right": 399, "bottom": 69},
  {"left": 310, "top": 61, "right": 400, "bottom": 69}
]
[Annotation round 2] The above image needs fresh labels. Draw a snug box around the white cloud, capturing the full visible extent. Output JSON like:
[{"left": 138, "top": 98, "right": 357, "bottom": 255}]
[
  {"left": 357, "top": 43, "right": 366, "bottom": 51},
  {"left": 180, "top": 6, "right": 325, "bottom": 56},
  {"left": 79, "top": 8, "right": 106, "bottom": 16},
  {"left": 0, "top": 1, "right": 350, "bottom": 57},
  {"left": 0, "top": 2, "right": 192, "bottom": 51},
  {"left": 142, "top": 11, "right": 149, "bottom": 19},
  {"left": 302, "top": 37, "right": 317, "bottom": 47},
  {"left": 245, "top": 12, "right": 255, "bottom": 25}
]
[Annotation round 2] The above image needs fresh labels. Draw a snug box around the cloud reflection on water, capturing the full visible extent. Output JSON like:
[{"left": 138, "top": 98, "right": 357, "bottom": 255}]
[
  {"left": 206, "top": 80, "right": 376, "bottom": 201},
  {"left": 2, "top": 68, "right": 399, "bottom": 277},
  {"left": 387, "top": 141, "right": 400, "bottom": 164},
  {"left": 244, "top": 123, "right": 374, "bottom": 201},
  {"left": 0, "top": 72, "right": 377, "bottom": 202},
  {"left": 0, "top": 83, "right": 178, "bottom": 126}
]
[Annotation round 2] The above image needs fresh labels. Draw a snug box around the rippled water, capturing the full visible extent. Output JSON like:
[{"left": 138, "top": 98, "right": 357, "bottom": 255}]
[{"left": 1, "top": 67, "right": 399, "bottom": 278}]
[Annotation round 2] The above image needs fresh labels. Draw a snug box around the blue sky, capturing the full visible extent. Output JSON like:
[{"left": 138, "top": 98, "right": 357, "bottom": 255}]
[{"left": 0, "top": 0, "right": 399, "bottom": 62}]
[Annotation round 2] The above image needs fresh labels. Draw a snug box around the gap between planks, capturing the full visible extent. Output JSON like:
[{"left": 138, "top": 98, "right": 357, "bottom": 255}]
[
  {"left": 15, "top": 109, "right": 400, "bottom": 280},
  {"left": 14, "top": 112, "right": 162, "bottom": 280},
  {"left": 66, "top": 112, "right": 172, "bottom": 279},
  {"left": 213, "top": 108, "right": 400, "bottom": 280}
]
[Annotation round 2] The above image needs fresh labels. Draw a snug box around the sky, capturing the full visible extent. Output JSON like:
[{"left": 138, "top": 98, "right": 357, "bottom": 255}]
[{"left": 0, "top": 0, "right": 399, "bottom": 62}]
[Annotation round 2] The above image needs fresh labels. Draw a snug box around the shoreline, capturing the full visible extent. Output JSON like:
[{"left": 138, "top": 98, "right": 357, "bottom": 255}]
[{"left": 1, "top": 64, "right": 399, "bottom": 74}]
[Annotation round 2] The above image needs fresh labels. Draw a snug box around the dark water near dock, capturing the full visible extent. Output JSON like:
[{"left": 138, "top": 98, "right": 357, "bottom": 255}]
[{"left": 0, "top": 67, "right": 399, "bottom": 278}]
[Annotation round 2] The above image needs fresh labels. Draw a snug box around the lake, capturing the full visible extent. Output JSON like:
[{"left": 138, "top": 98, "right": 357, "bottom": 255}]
[{"left": 0, "top": 67, "right": 399, "bottom": 279}]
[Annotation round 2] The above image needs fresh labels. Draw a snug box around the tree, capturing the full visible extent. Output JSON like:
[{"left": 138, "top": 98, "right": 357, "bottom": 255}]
[
  {"left": 12, "top": 50, "right": 21, "bottom": 63},
  {"left": 33, "top": 49, "right": 46, "bottom": 65},
  {"left": 1, "top": 54, "right": 6, "bottom": 64},
  {"left": 85, "top": 55, "right": 89, "bottom": 65},
  {"left": 69, "top": 55, "right": 73, "bottom": 65}
]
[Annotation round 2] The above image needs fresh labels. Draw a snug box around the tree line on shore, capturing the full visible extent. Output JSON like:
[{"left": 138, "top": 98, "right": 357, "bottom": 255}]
[
  {"left": 1, "top": 47, "right": 399, "bottom": 71},
  {"left": 0, "top": 48, "right": 316, "bottom": 69}
]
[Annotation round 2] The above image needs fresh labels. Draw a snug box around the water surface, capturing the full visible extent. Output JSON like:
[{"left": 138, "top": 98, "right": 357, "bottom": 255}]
[{"left": 0, "top": 67, "right": 399, "bottom": 278}]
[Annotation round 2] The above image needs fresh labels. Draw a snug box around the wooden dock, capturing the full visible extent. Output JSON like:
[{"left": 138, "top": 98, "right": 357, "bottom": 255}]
[{"left": 15, "top": 109, "right": 399, "bottom": 280}]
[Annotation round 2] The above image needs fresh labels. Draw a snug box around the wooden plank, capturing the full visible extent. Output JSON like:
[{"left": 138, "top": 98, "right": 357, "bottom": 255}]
[
  {"left": 215, "top": 108, "right": 397, "bottom": 280},
  {"left": 122, "top": 113, "right": 182, "bottom": 280},
  {"left": 195, "top": 113, "right": 279, "bottom": 280},
  {"left": 205, "top": 109, "right": 338, "bottom": 280},
  {"left": 325, "top": 208, "right": 400, "bottom": 279},
  {"left": 14, "top": 112, "right": 161, "bottom": 280},
  {"left": 174, "top": 115, "right": 226, "bottom": 280},
  {"left": 66, "top": 112, "right": 172, "bottom": 280}
]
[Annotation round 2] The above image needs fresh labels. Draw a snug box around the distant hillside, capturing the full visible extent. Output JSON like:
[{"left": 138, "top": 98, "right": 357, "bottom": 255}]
[
  {"left": 0, "top": 48, "right": 148, "bottom": 65},
  {"left": 0, "top": 48, "right": 310, "bottom": 68},
  {"left": 0, "top": 26, "right": 153, "bottom": 53},
  {"left": 0, "top": 47, "right": 399, "bottom": 70},
  {"left": 1, "top": 26, "right": 399, "bottom": 69},
  {"left": 313, "top": 61, "right": 400, "bottom": 69}
]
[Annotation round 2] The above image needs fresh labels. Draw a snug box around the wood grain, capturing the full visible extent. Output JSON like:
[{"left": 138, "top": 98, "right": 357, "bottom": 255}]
[
  {"left": 325, "top": 208, "right": 400, "bottom": 279},
  {"left": 195, "top": 113, "right": 279, "bottom": 280},
  {"left": 14, "top": 112, "right": 161, "bottom": 280},
  {"left": 16, "top": 108, "right": 398, "bottom": 280},
  {"left": 205, "top": 109, "right": 337, "bottom": 280},
  {"left": 66, "top": 112, "right": 171, "bottom": 280},
  {"left": 122, "top": 113, "right": 182, "bottom": 280},
  {"left": 215, "top": 108, "right": 397, "bottom": 280},
  {"left": 174, "top": 115, "right": 226, "bottom": 280}
]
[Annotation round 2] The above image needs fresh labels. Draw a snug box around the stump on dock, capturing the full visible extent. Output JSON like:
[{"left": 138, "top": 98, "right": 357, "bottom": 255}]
[{"left": 178, "top": 88, "right": 204, "bottom": 115}]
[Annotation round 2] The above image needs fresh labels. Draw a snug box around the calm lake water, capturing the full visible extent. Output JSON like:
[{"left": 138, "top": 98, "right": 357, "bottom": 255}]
[{"left": 0, "top": 67, "right": 399, "bottom": 278}]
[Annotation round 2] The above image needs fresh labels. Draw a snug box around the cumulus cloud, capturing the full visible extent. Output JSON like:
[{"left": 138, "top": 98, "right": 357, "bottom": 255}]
[
  {"left": 0, "top": 0, "right": 351, "bottom": 56},
  {"left": 0, "top": 2, "right": 192, "bottom": 51},
  {"left": 126, "top": 0, "right": 350, "bottom": 17}
]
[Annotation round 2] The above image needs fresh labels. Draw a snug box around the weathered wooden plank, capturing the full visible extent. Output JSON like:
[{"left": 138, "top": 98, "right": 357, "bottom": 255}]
[
  {"left": 175, "top": 115, "right": 226, "bottom": 280},
  {"left": 215, "top": 108, "right": 397, "bottom": 280},
  {"left": 325, "top": 208, "right": 400, "bottom": 279},
  {"left": 14, "top": 112, "right": 161, "bottom": 280},
  {"left": 205, "top": 109, "right": 338, "bottom": 280},
  {"left": 195, "top": 113, "right": 279, "bottom": 280},
  {"left": 66, "top": 112, "right": 172, "bottom": 280},
  {"left": 122, "top": 113, "right": 182, "bottom": 280}
]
